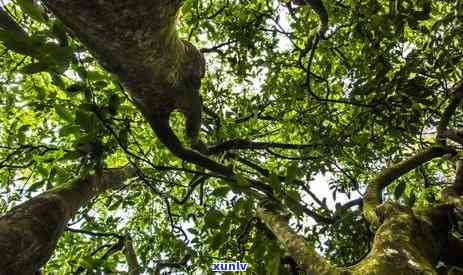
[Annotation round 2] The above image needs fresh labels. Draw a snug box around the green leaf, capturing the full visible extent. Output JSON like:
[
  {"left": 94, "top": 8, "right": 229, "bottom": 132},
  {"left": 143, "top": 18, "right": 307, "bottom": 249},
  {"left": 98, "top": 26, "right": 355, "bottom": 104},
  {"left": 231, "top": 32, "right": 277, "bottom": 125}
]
[
  {"left": 51, "top": 73, "right": 66, "bottom": 89},
  {"left": 286, "top": 162, "right": 301, "bottom": 184},
  {"left": 210, "top": 186, "right": 230, "bottom": 198},
  {"left": 17, "top": 0, "right": 47, "bottom": 23},
  {"left": 75, "top": 110, "right": 96, "bottom": 132},
  {"left": 394, "top": 181, "right": 407, "bottom": 200},
  {"left": 234, "top": 174, "right": 250, "bottom": 187},
  {"left": 61, "top": 150, "right": 82, "bottom": 160},
  {"left": 66, "top": 83, "right": 85, "bottom": 94},
  {"left": 210, "top": 232, "right": 227, "bottom": 250},
  {"left": 0, "top": 29, "right": 34, "bottom": 55},
  {"left": 37, "top": 165, "right": 48, "bottom": 177},
  {"left": 265, "top": 248, "right": 281, "bottom": 275},
  {"left": 268, "top": 173, "right": 281, "bottom": 195},
  {"left": 51, "top": 21, "right": 68, "bottom": 46},
  {"left": 108, "top": 93, "right": 121, "bottom": 115},
  {"left": 204, "top": 209, "right": 224, "bottom": 229},
  {"left": 18, "top": 124, "right": 30, "bottom": 132},
  {"left": 287, "top": 189, "right": 301, "bottom": 202},
  {"left": 28, "top": 180, "right": 45, "bottom": 192},
  {"left": 59, "top": 125, "right": 80, "bottom": 137},
  {"left": 108, "top": 199, "right": 122, "bottom": 211},
  {"left": 55, "top": 105, "right": 73, "bottom": 121}
]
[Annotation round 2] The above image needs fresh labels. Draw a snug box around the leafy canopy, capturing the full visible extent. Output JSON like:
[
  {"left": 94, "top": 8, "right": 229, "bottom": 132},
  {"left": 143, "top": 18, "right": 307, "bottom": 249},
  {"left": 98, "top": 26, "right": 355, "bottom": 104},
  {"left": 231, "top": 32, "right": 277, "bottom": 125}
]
[{"left": 0, "top": 0, "right": 462, "bottom": 273}]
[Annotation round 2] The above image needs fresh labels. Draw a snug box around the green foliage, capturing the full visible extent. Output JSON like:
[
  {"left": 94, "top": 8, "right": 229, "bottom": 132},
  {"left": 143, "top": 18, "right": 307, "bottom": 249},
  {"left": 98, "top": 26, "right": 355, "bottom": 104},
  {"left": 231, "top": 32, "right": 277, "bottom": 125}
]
[{"left": 0, "top": 0, "right": 462, "bottom": 273}]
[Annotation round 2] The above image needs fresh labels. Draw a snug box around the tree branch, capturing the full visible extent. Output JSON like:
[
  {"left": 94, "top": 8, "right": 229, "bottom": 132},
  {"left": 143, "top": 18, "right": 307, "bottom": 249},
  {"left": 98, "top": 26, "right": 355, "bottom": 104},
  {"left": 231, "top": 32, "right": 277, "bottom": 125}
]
[
  {"left": 441, "top": 129, "right": 463, "bottom": 146},
  {"left": 230, "top": 153, "right": 334, "bottom": 223},
  {"left": 123, "top": 236, "right": 141, "bottom": 275},
  {"left": 363, "top": 146, "right": 454, "bottom": 225},
  {"left": 256, "top": 207, "right": 340, "bottom": 275},
  {"left": 208, "top": 138, "right": 319, "bottom": 155}
]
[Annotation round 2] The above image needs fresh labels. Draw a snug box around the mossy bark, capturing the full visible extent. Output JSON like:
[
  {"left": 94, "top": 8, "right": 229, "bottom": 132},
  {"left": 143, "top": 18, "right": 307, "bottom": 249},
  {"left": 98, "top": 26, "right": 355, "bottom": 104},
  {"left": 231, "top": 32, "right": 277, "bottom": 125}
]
[
  {"left": 347, "top": 204, "right": 451, "bottom": 275},
  {"left": 257, "top": 208, "right": 341, "bottom": 275},
  {"left": 0, "top": 168, "right": 134, "bottom": 275},
  {"left": 258, "top": 202, "right": 454, "bottom": 275}
]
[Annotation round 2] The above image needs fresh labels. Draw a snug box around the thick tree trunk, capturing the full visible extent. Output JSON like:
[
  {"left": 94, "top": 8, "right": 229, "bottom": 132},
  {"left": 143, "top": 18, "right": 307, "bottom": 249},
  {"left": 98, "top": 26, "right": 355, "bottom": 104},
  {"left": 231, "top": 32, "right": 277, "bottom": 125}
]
[
  {"left": 258, "top": 202, "right": 453, "bottom": 275},
  {"left": 42, "top": 0, "right": 233, "bottom": 177},
  {"left": 0, "top": 168, "right": 134, "bottom": 275},
  {"left": 348, "top": 204, "right": 451, "bottom": 275}
]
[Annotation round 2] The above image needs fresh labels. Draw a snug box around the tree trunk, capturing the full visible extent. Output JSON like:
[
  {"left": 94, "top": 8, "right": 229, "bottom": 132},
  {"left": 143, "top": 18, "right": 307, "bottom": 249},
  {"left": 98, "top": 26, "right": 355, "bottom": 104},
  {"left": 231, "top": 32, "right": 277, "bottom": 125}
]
[
  {"left": 258, "top": 202, "right": 453, "bottom": 275},
  {"left": 0, "top": 168, "right": 134, "bottom": 275},
  {"left": 42, "top": 0, "right": 233, "bottom": 177}
]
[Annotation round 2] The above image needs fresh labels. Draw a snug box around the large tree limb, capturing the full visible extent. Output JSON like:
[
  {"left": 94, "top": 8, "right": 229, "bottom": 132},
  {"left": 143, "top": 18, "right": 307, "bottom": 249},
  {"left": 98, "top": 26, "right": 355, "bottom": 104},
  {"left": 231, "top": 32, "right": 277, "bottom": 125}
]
[
  {"left": 0, "top": 167, "right": 135, "bottom": 274},
  {"left": 256, "top": 208, "right": 340, "bottom": 275},
  {"left": 40, "top": 0, "right": 234, "bottom": 177},
  {"left": 291, "top": 0, "right": 329, "bottom": 35},
  {"left": 441, "top": 129, "right": 463, "bottom": 146},
  {"left": 441, "top": 235, "right": 463, "bottom": 269},
  {"left": 363, "top": 146, "right": 454, "bottom": 225}
]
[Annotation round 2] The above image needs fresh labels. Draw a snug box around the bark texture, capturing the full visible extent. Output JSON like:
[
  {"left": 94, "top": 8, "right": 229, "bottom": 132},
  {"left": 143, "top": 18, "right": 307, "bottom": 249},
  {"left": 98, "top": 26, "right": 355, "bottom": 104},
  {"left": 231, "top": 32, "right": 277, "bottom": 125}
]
[
  {"left": 0, "top": 168, "right": 134, "bottom": 275},
  {"left": 257, "top": 207, "right": 340, "bottom": 275},
  {"left": 348, "top": 204, "right": 451, "bottom": 275},
  {"left": 42, "top": 0, "right": 233, "bottom": 177},
  {"left": 257, "top": 202, "right": 454, "bottom": 275},
  {"left": 123, "top": 236, "right": 141, "bottom": 275}
]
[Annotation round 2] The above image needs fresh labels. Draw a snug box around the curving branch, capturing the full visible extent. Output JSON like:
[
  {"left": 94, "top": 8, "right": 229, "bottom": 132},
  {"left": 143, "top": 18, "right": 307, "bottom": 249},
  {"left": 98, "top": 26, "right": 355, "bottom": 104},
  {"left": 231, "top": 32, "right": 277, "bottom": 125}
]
[
  {"left": 292, "top": 0, "right": 329, "bottom": 35},
  {"left": 363, "top": 146, "right": 454, "bottom": 225},
  {"left": 41, "top": 0, "right": 234, "bottom": 178},
  {"left": 65, "top": 227, "right": 122, "bottom": 239},
  {"left": 229, "top": 153, "right": 334, "bottom": 223},
  {"left": 305, "top": 0, "right": 328, "bottom": 35}
]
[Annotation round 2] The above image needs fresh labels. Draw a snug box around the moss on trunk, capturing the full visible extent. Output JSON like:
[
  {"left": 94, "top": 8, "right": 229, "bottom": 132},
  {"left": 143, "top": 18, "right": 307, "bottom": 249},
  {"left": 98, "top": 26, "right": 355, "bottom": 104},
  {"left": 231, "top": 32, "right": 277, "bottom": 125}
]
[
  {"left": 258, "top": 202, "right": 454, "bottom": 275},
  {"left": 347, "top": 203, "right": 450, "bottom": 275}
]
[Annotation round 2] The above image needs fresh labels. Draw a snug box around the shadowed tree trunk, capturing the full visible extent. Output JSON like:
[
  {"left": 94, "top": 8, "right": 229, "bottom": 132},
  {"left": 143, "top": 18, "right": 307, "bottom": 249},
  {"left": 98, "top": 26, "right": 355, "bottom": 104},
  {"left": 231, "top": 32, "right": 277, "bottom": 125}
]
[{"left": 0, "top": 167, "right": 135, "bottom": 275}]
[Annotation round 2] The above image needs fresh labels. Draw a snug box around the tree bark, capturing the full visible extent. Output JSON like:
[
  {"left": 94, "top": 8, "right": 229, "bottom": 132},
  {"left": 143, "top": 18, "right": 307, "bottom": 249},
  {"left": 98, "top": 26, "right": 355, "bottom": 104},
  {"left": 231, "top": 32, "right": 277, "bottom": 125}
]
[
  {"left": 256, "top": 207, "right": 340, "bottom": 275},
  {"left": 123, "top": 236, "right": 141, "bottom": 275},
  {"left": 258, "top": 203, "right": 453, "bottom": 275},
  {"left": 0, "top": 167, "right": 135, "bottom": 275},
  {"left": 363, "top": 145, "right": 453, "bottom": 225},
  {"left": 42, "top": 0, "right": 234, "bottom": 177}
]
